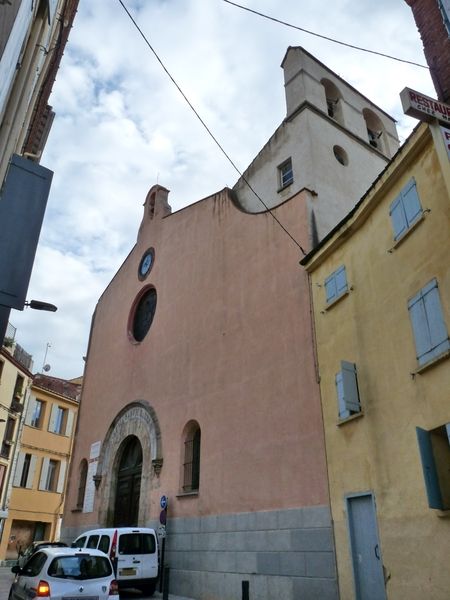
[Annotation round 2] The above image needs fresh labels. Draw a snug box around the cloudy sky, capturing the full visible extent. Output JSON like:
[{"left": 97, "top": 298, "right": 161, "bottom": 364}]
[{"left": 11, "top": 0, "right": 435, "bottom": 379}]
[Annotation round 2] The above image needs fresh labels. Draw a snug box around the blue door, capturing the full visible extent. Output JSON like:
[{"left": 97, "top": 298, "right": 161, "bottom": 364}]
[{"left": 346, "top": 493, "right": 386, "bottom": 600}]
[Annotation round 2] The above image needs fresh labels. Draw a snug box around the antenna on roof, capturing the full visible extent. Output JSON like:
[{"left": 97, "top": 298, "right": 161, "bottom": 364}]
[{"left": 41, "top": 342, "right": 51, "bottom": 373}]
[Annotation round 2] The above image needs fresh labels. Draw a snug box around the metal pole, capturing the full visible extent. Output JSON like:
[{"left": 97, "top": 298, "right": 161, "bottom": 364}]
[
  {"left": 242, "top": 580, "right": 250, "bottom": 600},
  {"left": 159, "top": 536, "right": 166, "bottom": 593},
  {"left": 162, "top": 566, "right": 170, "bottom": 600}
]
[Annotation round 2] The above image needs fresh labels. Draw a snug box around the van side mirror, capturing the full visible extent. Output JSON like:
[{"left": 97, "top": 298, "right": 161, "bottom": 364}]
[{"left": 11, "top": 565, "right": 21, "bottom": 574}]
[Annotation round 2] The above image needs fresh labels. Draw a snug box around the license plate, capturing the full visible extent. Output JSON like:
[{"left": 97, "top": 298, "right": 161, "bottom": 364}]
[
  {"left": 63, "top": 597, "right": 98, "bottom": 600},
  {"left": 119, "top": 568, "right": 137, "bottom": 576}
]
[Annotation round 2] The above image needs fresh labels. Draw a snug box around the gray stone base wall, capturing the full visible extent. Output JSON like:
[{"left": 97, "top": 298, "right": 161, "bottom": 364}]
[{"left": 165, "top": 506, "right": 338, "bottom": 600}]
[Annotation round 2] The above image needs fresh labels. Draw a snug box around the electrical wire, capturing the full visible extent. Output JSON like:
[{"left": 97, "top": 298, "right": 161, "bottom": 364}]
[
  {"left": 117, "top": 0, "right": 307, "bottom": 256},
  {"left": 222, "top": 0, "right": 430, "bottom": 70}
]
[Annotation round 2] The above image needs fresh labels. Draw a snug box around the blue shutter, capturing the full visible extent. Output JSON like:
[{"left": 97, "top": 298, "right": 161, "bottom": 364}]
[
  {"left": 325, "top": 273, "right": 338, "bottom": 303},
  {"left": 389, "top": 195, "right": 407, "bottom": 240},
  {"left": 325, "top": 265, "right": 348, "bottom": 303},
  {"left": 408, "top": 280, "right": 450, "bottom": 365},
  {"left": 445, "top": 424, "right": 450, "bottom": 445},
  {"left": 335, "top": 266, "right": 348, "bottom": 296},
  {"left": 389, "top": 178, "right": 422, "bottom": 240},
  {"left": 422, "top": 279, "right": 450, "bottom": 360},
  {"left": 408, "top": 289, "right": 432, "bottom": 364},
  {"left": 336, "top": 361, "right": 360, "bottom": 418},
  {"left": 402, "top": 178, "right": 422, "bottom": 227},
  {"left": 416, "top": 427, "right": 443, "bottom": 509},
  {"left": 335, "top": 371, "right": 347, "bottom": 418}
]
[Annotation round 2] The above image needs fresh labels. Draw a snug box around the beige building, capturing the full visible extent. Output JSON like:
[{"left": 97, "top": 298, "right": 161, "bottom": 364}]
[
  {"left": 0, "top": 0, "right": 78, "bottom": 184},
  {"left": 0, "top": 325, "right": 33, "bottom": 547},
  {"left": 0, "top": 373, "right": 80, "bottom": 561},
  {"left": 302, "top": 119, "right": 450, "bottom": 599}
]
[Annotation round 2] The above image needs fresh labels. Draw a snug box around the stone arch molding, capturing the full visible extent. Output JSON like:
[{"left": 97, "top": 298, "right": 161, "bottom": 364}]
[{"left": 95, "top": 401, "right": 163, "bottom": 526}]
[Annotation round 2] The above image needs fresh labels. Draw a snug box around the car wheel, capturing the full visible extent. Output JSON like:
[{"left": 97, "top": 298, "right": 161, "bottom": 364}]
[{"left": 141, "top": 581, "right": 156, "bottom": 596}]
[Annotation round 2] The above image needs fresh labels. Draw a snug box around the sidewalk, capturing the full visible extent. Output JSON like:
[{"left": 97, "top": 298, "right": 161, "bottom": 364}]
[{"left": 0, "top": 566, "right": 193, "bottom": 600}]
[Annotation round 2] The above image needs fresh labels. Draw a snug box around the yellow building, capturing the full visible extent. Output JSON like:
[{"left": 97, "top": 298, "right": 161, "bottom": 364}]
[
  {"left": 302, "top": 119, "right": 450, "bottom": 599},
  {"left": 0, "top": 326, "right": 33, "bottom": 547},
  {"left": 0, "top": 373, "right": 80, "bottom": 561}
]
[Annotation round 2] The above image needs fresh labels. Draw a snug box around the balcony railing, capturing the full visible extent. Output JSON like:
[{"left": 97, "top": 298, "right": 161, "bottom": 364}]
[{"left": 13, "top": 344, "right": 33, "bottom": 371}]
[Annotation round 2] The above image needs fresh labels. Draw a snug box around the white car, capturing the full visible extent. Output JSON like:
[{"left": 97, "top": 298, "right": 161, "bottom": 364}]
[
  {"left": 9, "top": 546, "right": 119, "bottom": 599},
  {"left": 72, "top": 527, "right": 158, "bottom": 596}
]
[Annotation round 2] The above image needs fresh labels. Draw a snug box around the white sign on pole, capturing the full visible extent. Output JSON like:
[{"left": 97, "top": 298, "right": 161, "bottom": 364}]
[
  {"left": 440, "top": 126, "right": 450, "bottom": 160},
  {"left": 83, "top": 441, "right": 102, "bottom": 513}
]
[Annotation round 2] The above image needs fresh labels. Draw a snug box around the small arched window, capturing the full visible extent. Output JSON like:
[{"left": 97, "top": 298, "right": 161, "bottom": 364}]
[
  {"left": 77, "top": 459, "right": 88, "bottom": 510},
  {"left": 321, "top": 78, "right": 343, "bottom": 125},
  {"left": 363, "top": 108, "right": 385, "bottom": 152},
  {"left": 182, "top": 422, "right": 201, "bottom": 493}
]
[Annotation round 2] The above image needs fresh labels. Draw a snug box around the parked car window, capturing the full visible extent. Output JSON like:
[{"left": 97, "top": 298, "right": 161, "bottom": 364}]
[
  {"left": 98, "top": 535, "right": 110, "bottom": 553},
  {"left": 118, "top": 533, "right": 155, "bottom": 554},
  {"left": 73, "top": 536, "right": 87, "bottom": 548},
  {"left": 87, "top": 535, "right": 99, "bottom": 549},
  {"left": 142, "top": 534, "right": 156, "bottom": 554},
  {"left": 22, "top": 551, "right": 47, "bottom": 577},
  {"left": 48, "top": 554, "right": 112, "bottom": 579}
]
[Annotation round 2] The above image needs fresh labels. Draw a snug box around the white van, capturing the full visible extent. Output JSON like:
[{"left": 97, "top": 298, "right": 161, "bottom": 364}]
[{"left": 72, "top": 527, "right": 158, "bottom": 596}]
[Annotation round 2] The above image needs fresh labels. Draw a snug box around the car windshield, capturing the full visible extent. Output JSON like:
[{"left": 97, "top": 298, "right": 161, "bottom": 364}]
[{"left": 48, "top": 555, "right": 112, "bottom": 580}]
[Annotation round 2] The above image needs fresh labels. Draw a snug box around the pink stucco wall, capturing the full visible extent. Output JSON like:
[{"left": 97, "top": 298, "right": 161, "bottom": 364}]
[{"left": 64, "top": 186, "right": 328, "bottom": 527}]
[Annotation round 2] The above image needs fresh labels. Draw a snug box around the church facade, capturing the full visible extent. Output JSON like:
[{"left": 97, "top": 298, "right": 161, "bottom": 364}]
[{"left": 61, "top": 48, "right": 399, "bottom": 600}]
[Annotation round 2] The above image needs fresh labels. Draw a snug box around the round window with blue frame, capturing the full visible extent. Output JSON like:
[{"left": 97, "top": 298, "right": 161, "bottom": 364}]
[{"left": 138, "top": 247, "right": 155, "bottom": 280}]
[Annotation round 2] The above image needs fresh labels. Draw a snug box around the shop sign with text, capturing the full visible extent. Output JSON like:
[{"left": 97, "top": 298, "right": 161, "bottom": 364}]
[{"left": 400, "top": 88, "right": 450, "bottom": 124}]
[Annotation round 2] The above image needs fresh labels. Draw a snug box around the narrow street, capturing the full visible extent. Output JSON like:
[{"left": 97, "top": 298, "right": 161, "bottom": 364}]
[{"left": 0, "top": 566, "right": 193, "bottom": 600}]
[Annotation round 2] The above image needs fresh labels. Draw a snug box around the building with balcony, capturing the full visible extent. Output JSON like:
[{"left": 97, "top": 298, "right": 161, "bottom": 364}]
[
  {"left": 0, "top": 0, "right": 78, "bottom": 339},
  {"left": 0, "top": 0, "right": 79, "bottom": 184},
  {"left": 0, "top": 323, "right": 33, "bottom": 550},
  {"left": 0, "top": 373, "right": 80, "bottom": 561}
]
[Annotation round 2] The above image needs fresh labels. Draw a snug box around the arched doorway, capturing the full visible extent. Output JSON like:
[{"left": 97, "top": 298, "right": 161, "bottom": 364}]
[{"left": 114, "top": 436, "right": 143, "bottom": 526}]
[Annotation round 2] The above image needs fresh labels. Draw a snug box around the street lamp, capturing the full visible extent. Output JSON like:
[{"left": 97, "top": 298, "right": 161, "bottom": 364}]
[
  {"left": 0, "top": 299, "right": 58, "bottom": 347},
  {"left": 24, "top": 300, "right": 57, "bottom": 312}
]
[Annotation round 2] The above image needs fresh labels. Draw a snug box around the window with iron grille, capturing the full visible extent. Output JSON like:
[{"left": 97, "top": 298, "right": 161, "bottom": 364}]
[
  {"left": 77, "top": 459, "right": 88, "bottom": 509},
  {"left": 183, "top": 426, "right": 201, "bottom": 492}
]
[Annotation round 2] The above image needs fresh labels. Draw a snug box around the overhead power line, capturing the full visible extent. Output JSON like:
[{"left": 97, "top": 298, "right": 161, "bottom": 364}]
[
  {"left": 117, "top": 0, "right": 307, "bottom": 256},
  {"left": 223, "top": 0, "right": 430, "bottom": 70}
]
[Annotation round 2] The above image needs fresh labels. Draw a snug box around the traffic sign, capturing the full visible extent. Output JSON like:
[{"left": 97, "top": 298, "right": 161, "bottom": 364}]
[{"left": 160, "top": 495, "right": 168, "bottom": 510}]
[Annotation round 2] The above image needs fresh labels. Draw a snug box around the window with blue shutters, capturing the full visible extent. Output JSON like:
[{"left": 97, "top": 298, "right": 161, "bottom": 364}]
[
  {"left": 389, "top": 178, "right": 423, "bottom": 241},
  {"left": 325, "top": 265, "right": 348, "bottom": 304},
  {"left": 416, "top": 425, "right": 450, "bottom": 510},
  {"left": 335, "top": 361, "right": 361, "bottom": 420},
  {"left": 408, "top": 279, "right": 450, "bottom": 367}
]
